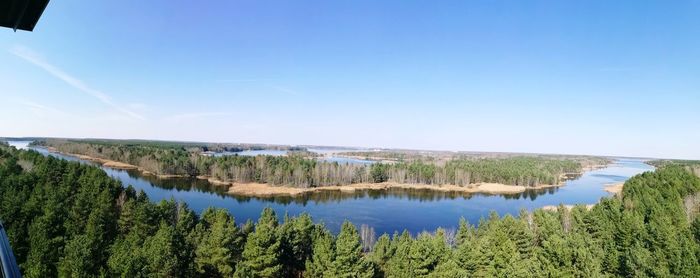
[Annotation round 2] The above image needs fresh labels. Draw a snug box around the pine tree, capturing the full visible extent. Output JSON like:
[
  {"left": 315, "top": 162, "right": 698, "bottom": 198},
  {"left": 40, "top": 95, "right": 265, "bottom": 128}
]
[
  {"left": 428, "top": 259, "right": 468, "bottom": 278},
  {"left": 332, "top": 221, "right": 374, "bottom": 278},
  {"left": 142, "top": 223, "right": 179, "bottom": 277},
  {"left": 369, "top": 233, "right": 393, "bottom": 273},
  {"left": 193, "top": 208, "right": 243, "bottom": 277},
  {"left": 58, "top": 235, "right": 94, "bottom": 277},
  {"left": 23, "top": 198, "right": 65, "bottom": 278},
  {"left": 107, "top": 231, "right": 146, "bottom": 277},
  {"left": 305, "top": 228, "right": 335, "bottom": 277},
  {"left": 409, "top": 231, "right": 446, "bottom": 277},
  {"left": 236, "top": 208, "right": 282, "bottom": 277},
  {"left": 385, "top": 231, "right": 413, "bottom": 278},
  {"left": 280, "top": 213, "right": 314, "bottom": 276}
]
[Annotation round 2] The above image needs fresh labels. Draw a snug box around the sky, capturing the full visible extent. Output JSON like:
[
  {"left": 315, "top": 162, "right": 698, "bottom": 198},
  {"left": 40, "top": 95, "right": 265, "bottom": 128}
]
[{"left": 1, "top": 1, "right": 699, "bottom": 159}]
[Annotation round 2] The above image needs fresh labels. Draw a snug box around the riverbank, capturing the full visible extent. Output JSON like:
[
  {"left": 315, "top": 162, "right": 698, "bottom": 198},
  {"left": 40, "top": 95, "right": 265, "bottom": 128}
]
[{"left": 45, "top": 149, "right": 188, "bottom": 179}]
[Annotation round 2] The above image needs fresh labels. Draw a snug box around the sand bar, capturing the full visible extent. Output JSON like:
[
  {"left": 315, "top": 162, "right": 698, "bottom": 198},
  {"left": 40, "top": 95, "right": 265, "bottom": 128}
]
[
  {"left": 541, "top": 204, "right": 595, "bottom": 212},
  {"left": 604, "top": 182, "right": 624, "bottom": 194},
  {"left": 226, "top": 181, "right": 564, "bottom": 197}
]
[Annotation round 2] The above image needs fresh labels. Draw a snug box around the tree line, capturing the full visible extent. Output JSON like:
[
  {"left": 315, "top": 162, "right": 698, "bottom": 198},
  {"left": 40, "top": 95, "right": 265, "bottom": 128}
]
[
  {"left": 33, "top": 139, "right": 596, "bottom": 187},
  {"left": 650, "top": 159, "right": 700, "bottom": 177},
  {"left": 2, "top": 144, "right": 700, "bottom": 277}
]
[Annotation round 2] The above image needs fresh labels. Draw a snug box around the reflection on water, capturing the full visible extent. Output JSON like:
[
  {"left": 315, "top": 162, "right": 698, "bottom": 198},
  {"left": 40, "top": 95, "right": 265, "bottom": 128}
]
[
  {"left": 120, "top": 166, "right": 564, "bottom": 205},
  {"left": 7, "top": 141, "right": 654, "bottom": 235}
]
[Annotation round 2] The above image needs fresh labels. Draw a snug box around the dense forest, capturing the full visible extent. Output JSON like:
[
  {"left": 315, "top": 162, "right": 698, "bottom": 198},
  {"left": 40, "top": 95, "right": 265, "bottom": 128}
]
[
  {"left": 650, "top": 159, "right": 700, "bottom": 177},
  {"left": 32, "top": 139, "right": 604, "bottom": 187},
  {"left": 2, "top": 145, "right": 700, "bottom": 277}
]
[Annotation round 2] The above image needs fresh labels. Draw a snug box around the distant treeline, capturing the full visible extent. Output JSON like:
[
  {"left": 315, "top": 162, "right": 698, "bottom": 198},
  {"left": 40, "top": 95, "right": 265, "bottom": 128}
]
[
  {"left": 32, "top": 139, "right": 606, "bottom": 187},
  {"left": 649, "top": 159, "right": 700, "bottom": 177},
  {"left": 1, "top": 145, "right": 699, "bottom": 277},
  {"left": 32, "top": 138, "right": 303, "bottom": 153}
]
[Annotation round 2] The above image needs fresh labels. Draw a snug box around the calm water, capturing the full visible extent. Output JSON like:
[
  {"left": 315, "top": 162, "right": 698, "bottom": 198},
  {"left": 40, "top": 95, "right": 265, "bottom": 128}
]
[
  {"left": 7, "top": 141, "right": 654, "bottom": 235},
  {"left": 318, "top": 156, "right": 375, "bottom": 165}
]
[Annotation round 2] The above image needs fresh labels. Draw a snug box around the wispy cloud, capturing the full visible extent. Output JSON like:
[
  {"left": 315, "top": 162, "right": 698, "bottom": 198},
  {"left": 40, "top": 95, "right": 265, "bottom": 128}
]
[
  {"left": 9, "top": 46, "right": 144, "bottom": 120},
  {"left": 165, "top": 112, "right": 233, "bottom": 121}
]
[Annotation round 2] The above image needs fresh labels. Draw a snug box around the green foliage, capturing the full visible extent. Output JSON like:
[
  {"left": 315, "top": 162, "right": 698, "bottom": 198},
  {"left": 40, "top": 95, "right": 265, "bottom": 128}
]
[
  {"left": 409, "top": 231, "right": 448, "bottom": 277},
  {"left": 193, "top": 208, "right": 244, "bottom": 277},
  {"left": 1, "top": 146, "right": 700, "bottom": 277},
  {"left": 370, "top": 163, "right": 389, "bottom": 183},
  {"left": 369, "top": 233, "right": 393, "bottom": 272},
  {"left": 142, "top": 223, "right": 179, "bottom": 277},
  {"left": 332, "top": 221, "right": 375, "bottom": 277},
  {"left": 305, "top": 228, "right": 335, "bottom": 277},
  {"left": 279, "top": 213, "right": 314, "bottom": 276},
  {"left": 236, "top": 208, "right": 282, "bottom": 277}
]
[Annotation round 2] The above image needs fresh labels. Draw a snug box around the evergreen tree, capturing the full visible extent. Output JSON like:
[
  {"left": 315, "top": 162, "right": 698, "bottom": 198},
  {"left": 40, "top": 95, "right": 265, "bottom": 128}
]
[
  {"left": 305, "top": 228, "right": 335, "bottom": 277},
  {"left": 332, "top": 221, "right": 374, "bottom": 278},
  {"left": 428, "top": 259, "right": 468, "bottom": 278},
  {"left": 236, "top": 208, "right": 282, "bottom": 277},
  {"left": 369, "top": 233, "right": 393, "bottom": 273},
  {"left": 107, "top": 231, "right": 147, "bottom": 277},
  {"left": 23, "top": 198, "right": 65, "bottom": 278},
  {"left": 58, "top": 235, "right": 94, "bottom": 277},
  {"left": 279, "top": 213, "right": 314, "bottom": 276},
  {"left": 193, "top": 208, "right": 243, "bottom": 277},
  {"left": 3, "top": 145, "right": 700, "bottom": 278},
  {"left": 142, "top": 223, "right": 179, "bottom": 277},
  {"left": 385, "top": 231, "right": 413, "bottom": 278}
]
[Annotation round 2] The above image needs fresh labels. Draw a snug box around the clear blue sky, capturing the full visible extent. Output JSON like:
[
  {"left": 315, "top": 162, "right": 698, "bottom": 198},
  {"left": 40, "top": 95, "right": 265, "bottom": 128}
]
[{"left": 1, "top": 1, "right": 699, "bottom": 159}]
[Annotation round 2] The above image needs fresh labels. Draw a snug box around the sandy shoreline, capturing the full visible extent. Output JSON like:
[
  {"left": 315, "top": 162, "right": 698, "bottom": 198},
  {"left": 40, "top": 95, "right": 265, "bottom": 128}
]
[
  {"left": 541, "top": 204, "right": 595, "bottom": 212},
  {"left": 226, "top": 181, "right": 565, "bottom": 197},
  {"left": 604, "top": 182, "right": 625, "bottom": 194}
]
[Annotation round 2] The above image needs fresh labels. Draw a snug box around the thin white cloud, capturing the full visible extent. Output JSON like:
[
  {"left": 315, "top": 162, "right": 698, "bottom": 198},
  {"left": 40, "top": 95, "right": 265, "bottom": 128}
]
[
  {"left": 9, "top": 46, "right": 144, "bottom": 120},
  {"left": 166, "top": 112, "right": 233, "bottom": 121}
]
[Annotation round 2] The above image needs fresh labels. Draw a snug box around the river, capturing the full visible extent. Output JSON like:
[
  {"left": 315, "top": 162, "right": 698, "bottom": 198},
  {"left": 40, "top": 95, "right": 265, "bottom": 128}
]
[{"left": 7, "top": 141, "right": 654, "bottom": 235}]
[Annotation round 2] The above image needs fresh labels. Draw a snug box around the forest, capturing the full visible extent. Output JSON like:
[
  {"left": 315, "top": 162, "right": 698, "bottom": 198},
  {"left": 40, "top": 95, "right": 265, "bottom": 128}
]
[
  {"left": 2, "top": 144, "right": 700, "bottom": 277},
  {"left": 650, "top": 159, "right": 700, "bottom": 177},
  {"left": 32, "top": 139, "right": 604, "bottom": 187}
]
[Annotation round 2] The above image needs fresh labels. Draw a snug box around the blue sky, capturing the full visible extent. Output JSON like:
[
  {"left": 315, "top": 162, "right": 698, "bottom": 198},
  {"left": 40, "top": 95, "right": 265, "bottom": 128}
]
[{"left": 1, "top": 1, "right": 699, "bottom": 159}]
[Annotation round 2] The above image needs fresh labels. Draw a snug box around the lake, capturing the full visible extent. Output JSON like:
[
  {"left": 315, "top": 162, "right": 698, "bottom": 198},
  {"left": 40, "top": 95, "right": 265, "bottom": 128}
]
[{"left": 7, "top": 141, "right": 654, "bottom": 235}]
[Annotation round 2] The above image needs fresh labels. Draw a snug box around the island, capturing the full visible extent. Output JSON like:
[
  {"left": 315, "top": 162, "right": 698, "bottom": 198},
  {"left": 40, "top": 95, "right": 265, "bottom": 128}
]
[{"left": 30, "top": 138, "right": 611, "bottom": 196}]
